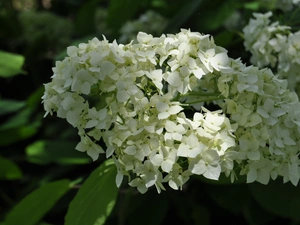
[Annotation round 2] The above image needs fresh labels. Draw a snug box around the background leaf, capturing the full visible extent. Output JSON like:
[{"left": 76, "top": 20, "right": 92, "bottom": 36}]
[
  {"left": 74, "top": 0, "right": 98, "bottom": 35},
  {"left": 124, "top": 190, "right": 169, "bottom": 225},
  {"left": 206, "top": 184, "right": 250, "bottom": 214},
  {"left": 25, "top": 140, "right": 91, "bottom": 165},
  {"left": 0, "top": 156, "right": 22, "bottom": 180},
  {"left": 195, "top": 0, "right": 240, "bottom": 32},
  {"left": 64, "top": 159, "right": 118, "bottom": 225},
  {"left": 107, "top": 0, "right": 145, "bottom": 35},
  {"left": 165, "top": 0, "right": 204, "bottom": 32},
  {"left": 4, "top": 179, "right": 70, "bottom": 225},
  {"left": 249, "top": 180, "right": 300, "bottom": 222},
  {"left": 0, "top": 51, "right": 25, "bottom": 77},
  {"left": 0, "top": 99, "right": 26, "bottom": 116},
  {"left": 0, "top": 120, "right": 41, "bottom": 146}
]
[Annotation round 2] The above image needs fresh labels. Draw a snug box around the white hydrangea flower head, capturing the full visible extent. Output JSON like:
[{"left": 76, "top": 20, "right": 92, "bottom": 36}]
[
  {"left": 243, "top": 12, "right": 291, "bottom": 68},
  {"left": 243, "top": 12, "right": 300, "bottom": 93},
  {"left": 43, "top": 28, "right": 300, "bottom": 193}
]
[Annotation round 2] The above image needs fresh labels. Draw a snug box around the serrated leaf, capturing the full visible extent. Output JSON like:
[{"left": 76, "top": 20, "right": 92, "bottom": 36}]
[
  {"left": 5, "top": 179, "right": 70, "bottom": 225},
  {"left": 0, "top": 156, "right": 22, "bottom": 180},
  {"left": 249, "top": 180, "right": 300, "bottom": 222},
  {"left": 26, "top": 140, "right": 91, "bottom": 165},
  {"left": 65, "top": 159, "right": 118, "bottom": 225},
  {"left": 0, "top": 51, "right": 25, "bottom": 77},
  {"left": 0, "top": 99, "right": 26, "bottom": 116}
]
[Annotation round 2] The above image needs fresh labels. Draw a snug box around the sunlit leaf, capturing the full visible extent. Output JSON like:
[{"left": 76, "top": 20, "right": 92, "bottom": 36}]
[
  {"left": 243, "top": 2, "right": 261, "bottom": 10},
  {"left": 5, "top": 179, "right": 70, "bottom": 225},
  {"left": 0, "top": 51, "right": 25, "bottom": 77},
  {"left": 65, "top": 159, "right": 118, "bottom": 225},
  {"left": 0, "top": 156, "right": 22, "bottom": 180},
  {"left": 26, "top": 140, "right": 91, "bottom": 165}
]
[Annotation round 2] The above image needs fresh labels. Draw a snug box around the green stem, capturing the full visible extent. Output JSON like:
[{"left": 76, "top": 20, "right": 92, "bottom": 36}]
[
  {"left": 183, "top": 91, "right": 220, "bottom": 97},
  {"left": 184, "top": 96, "right": 225, "bottom": 104},
  {"left": 176, "top": 91, "right": 224, "bottom": 104}
]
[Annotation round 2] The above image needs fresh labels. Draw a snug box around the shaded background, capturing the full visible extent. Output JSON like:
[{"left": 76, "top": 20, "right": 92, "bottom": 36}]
[{"left": 1, "top": 0, "right": 300, "bottom": 224}]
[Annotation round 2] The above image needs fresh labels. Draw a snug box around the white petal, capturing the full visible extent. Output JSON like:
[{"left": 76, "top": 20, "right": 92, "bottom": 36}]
[
  {"left": 203, "top": 164, "right": 221, "bottom": 180},
  {"left": 116, "top": 171, "right": 123, "bottom": 187}
]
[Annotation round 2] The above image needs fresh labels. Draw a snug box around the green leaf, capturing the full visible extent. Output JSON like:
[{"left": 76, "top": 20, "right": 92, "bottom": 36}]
[
  {"left": 191, "top": 204, "right": 210, "bottom": 225},
  {"left": 249, "top": 180, "right": 300, "bottom": 222},
  {"left": 65, "top": 159, "right": 118, "bottom": 225},
  {"left": 243, "top": 2, "right": 261, "bottom": 10},
  {"left": 26, "top": 86, "right": 44, "bottom": 109},
  {"left": 206, "top": 184, "right": 250, "bottom": 214},
  {"left": 0, "top": 108, "right": 33, "bottom": 131},
  {"left": 0, "top": 51, "right": 25, "bottom": 77},
  {"left": 165, "top": 0, "right": 204, "bottom": 32},
  {"left": 5, "top": 179, "right": 70, "bottom": 225},
  {"left": 75, "top": 0, "right": 98, "bottom": 35},
  {"left": 196, "top": 0, "right": 240, "bottom": 32},
  {"left": 26, "top": 140, "right": 91, "bottom": 165},
  {"left": 0, "top": 120, "right": 41, "bottom": 146},
  {"left": 126, "top": 190, "right": 168, "bottom": 225},
  {"left": 242, "top": 197, "right": 274, "bottom": 225},
  {"left": 107, "top": 0, "right": 142, "bottom": 32},
  {"left": 0, "top": 99, "right": 26, "bottom": 116},
  {"left": 214, "top": 31, "right": 236, "bottom": 48},
  {"left": 0, "top": 156, "right": 22, "bottom": 180}
]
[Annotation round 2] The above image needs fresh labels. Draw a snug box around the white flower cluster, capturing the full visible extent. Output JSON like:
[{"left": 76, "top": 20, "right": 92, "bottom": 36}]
[
  {"left": 42, "top": 29, "right": 300, "bottom": 193},
  {"left": 243, "top": 12, "right": 300, "bottom": 92},
  {"left": 118, "top": 10, "right": 168, "bottom": 44}
]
